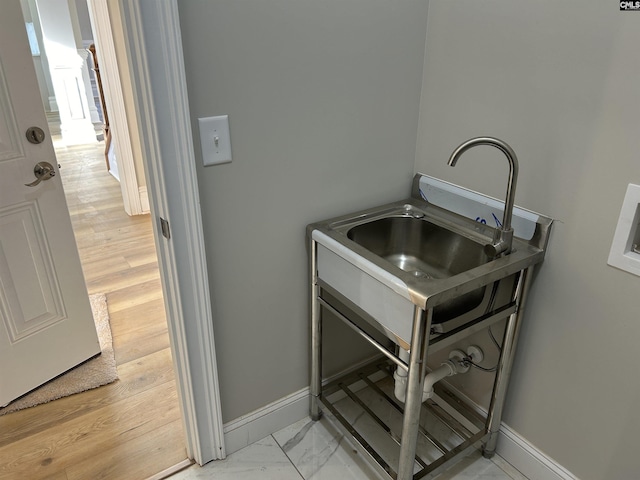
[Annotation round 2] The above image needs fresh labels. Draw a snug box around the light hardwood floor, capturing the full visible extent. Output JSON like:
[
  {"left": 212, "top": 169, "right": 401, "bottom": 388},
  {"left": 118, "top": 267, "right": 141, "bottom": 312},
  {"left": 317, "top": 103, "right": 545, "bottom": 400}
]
[{"left": 0, "top": 141, "right": 188, "bottom": 479}]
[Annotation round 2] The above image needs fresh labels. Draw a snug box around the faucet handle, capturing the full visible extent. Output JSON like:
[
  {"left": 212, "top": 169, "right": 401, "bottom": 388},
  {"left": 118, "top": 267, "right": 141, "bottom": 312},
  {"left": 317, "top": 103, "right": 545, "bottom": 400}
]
[{"left": 484, "top": 228, "right": 514, "bottom": 258}]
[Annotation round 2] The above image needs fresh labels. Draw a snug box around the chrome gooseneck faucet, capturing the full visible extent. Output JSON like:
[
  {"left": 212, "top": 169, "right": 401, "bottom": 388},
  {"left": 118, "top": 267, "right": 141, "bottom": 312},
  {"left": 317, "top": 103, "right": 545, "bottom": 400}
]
[{"left": 448, "top": 137, "right": 519, "bottom": 257}]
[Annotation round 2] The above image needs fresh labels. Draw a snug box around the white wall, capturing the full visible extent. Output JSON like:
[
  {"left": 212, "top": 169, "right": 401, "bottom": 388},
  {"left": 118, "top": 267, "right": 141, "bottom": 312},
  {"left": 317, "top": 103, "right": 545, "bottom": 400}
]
[
  {"left": 415, "top": 2, "right": 640, "bottom": 479},
  {"left": 177, "top": 0, "right": 429, "bottom": 423}
]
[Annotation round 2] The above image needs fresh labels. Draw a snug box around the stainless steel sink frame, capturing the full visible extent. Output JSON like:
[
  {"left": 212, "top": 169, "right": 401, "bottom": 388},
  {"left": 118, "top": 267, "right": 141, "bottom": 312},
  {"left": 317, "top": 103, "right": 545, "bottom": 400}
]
[{"left": 307, "top": 174, "right": 552, "bottom": 480}]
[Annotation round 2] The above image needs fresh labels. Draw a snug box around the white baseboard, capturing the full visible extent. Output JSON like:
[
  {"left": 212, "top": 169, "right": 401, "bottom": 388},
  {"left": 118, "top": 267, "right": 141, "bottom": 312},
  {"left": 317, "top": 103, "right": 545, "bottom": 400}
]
[
  {"left": 496, "top": 424, "right": 579, "bottom": 480},
  {"left": 222, "top": 355, "right": 384, "bottom": 456},
  {"left": 138, "top": 186, "right": 150, "bottom": 214},
  {"left": 223, "top": 387, "right": 309, "bottom": 455}
]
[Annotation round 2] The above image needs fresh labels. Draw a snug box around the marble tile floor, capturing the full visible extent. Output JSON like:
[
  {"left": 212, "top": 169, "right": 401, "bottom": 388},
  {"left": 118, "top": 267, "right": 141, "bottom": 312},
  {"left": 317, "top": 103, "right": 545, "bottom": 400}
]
[{"left": 169, "top": 415, "right": 528, "bottom": 480}]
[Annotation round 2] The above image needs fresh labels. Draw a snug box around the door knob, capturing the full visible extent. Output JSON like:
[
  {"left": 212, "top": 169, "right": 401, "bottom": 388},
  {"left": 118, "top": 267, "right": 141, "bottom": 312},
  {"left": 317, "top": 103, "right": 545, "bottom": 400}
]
[{"left": 25, "top": 161, "right": 56, "bottom": 187}]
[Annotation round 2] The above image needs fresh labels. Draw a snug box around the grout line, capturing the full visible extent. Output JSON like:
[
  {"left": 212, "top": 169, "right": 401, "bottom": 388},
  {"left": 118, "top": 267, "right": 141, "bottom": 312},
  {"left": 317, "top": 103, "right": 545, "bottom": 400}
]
[{"left": 271, "top": 433, "right": 306, "bottom": 480}]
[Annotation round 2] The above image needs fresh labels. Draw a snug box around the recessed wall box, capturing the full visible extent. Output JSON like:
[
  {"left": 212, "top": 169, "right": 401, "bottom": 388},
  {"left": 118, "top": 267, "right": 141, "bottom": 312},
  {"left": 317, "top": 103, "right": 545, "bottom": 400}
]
[{"left": 608, "top": 183, "right": 640, "bottom": 277}]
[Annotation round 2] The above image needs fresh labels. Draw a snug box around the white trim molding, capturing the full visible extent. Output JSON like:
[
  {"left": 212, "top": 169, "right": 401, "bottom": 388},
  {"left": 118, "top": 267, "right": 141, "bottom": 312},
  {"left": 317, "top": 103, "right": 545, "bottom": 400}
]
[
  {"left": 496, "top": 424, "right": 580, "bottom": 480},
  {"left": 86, "top": 0, "right": 143, "bottom": 216},
  {"left": 119, "top": 0, "right": 225, "bottom": 465},
  {"left": 224, "top": 388, "right": 310, "bottom": 456},
  {"left": 138, "top": 186, "right": 150, "bottom": 214},
  {"left": 223, "top": 356, "right": 388, "bottom": 456},
  {"left": 48, "top": 95, "right": 58, "bottom": 112}
]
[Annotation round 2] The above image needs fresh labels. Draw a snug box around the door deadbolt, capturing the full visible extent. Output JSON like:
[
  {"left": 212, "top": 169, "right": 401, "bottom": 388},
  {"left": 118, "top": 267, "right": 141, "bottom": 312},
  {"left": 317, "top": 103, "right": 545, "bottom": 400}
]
[
  {"left": 26, "top": 126, "right": 46, "bottom": 144},
  {"left": 25, "top": 161, "right": 56, "bottom": 187}
]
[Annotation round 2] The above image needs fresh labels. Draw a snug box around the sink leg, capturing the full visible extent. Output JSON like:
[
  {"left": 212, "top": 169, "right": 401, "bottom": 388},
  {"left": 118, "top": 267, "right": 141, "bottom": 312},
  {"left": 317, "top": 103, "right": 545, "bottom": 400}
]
[
  {"left": 397, "top": 306, "right": 433, "bottom": 480},
  {"left": 310, "top": 239, "right": 322, "bottom": 421},
  {"left": 483, "top": 267, "right": 534, "bottom": 457}
]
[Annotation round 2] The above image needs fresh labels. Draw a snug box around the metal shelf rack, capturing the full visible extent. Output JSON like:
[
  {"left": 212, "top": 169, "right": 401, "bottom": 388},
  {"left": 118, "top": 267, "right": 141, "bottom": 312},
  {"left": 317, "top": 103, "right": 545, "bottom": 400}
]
[{"left": 319, "top": 360, "right": 489, "bottom": 479}]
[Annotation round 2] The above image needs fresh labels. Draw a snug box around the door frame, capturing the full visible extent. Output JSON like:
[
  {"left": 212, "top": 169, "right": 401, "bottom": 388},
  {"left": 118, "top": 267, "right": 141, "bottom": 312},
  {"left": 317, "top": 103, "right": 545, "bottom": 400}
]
[
  {"left": 85, "top": 0, "right": 145, "bottom": 216},
  {"left": 119, "top": 0, "right": 225, "bottom": 464}
]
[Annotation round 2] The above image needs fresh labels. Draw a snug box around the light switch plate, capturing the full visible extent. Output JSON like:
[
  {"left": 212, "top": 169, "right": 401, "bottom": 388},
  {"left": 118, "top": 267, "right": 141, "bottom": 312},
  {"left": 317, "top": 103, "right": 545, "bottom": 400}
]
[{"left": 198, "top": 115, "right": 232, "bottom": 166}]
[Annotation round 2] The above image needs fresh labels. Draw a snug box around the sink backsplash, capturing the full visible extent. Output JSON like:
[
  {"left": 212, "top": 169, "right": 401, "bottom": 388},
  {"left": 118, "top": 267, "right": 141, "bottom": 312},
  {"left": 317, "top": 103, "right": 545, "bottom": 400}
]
[{"left": 413, "top": 174, "right": 540, "bottom": 241}]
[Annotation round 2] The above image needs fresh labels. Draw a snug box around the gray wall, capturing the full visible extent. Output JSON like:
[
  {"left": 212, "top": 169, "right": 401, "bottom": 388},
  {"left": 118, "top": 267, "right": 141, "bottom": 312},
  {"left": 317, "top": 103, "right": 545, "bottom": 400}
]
[
  {"left": 73, "top": 0, "right": 93, "bottom": 41},
  {"left": 177, "top": 0, "right": 429, "bottom": 422},
  {"left": 415, "top": 2, "right": 640, "bottom": 479}
]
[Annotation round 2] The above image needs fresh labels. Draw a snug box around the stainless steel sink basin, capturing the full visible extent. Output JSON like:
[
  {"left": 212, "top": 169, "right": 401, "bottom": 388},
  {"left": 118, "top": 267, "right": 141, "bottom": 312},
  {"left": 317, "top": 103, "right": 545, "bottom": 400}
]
[
  {"left": 346, "top": 215, "right": 491, "bottom": 323},
  {"left": 347, "top": 216, "right": 489, "bottom": 280}
]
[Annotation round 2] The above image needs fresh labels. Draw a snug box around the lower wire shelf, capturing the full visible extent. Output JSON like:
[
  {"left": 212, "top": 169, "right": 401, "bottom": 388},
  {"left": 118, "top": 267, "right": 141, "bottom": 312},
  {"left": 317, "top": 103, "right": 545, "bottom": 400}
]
[{"left": 319, "top": 360, "right": 490, "bottom": 480}]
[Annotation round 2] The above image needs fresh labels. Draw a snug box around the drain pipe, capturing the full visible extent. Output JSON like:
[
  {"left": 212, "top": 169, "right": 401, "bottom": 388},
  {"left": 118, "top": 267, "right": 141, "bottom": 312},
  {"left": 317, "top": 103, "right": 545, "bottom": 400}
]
[
  {"left": 393, "top": 348, "right": 411, "bottom": 402},
  {"left": 421, "top": 350, "right": 468, "bottom": 401},
  {"left": 394, "top": 347, "right": 483, "bottom": 403}
]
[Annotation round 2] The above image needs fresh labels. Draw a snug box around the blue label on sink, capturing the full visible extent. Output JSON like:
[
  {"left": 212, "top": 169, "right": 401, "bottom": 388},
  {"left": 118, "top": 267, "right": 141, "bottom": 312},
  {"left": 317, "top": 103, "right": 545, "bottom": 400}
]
[{"left": 418, "top": 175, "right": 539, "bottom": 241}]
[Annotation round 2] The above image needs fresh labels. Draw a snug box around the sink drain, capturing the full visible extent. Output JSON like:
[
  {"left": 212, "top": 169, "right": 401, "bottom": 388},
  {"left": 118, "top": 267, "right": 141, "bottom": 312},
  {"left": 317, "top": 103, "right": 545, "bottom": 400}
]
[{"left": 410, "top": 270, "right": 432, "bottom": 279}]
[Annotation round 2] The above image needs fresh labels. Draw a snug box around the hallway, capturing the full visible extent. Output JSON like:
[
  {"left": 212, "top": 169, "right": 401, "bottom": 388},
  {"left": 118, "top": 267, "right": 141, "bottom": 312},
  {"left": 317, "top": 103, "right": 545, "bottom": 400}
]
[{"left": 0, "top": 141, "right": 187, "bottom": 479}]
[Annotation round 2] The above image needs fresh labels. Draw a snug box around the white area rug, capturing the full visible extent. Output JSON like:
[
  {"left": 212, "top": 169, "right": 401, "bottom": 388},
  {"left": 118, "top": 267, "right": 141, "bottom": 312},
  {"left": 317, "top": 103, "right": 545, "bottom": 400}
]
[{"left": 0, "top": 294, "right": 118, "bottom": 416}]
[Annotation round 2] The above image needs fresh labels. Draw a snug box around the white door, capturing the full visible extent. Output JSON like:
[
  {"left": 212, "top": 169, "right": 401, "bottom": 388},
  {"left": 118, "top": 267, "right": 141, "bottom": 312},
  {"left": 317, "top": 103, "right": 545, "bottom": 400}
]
[{"left": 0, "top": 0, "right": 100, "bottom": 407}]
